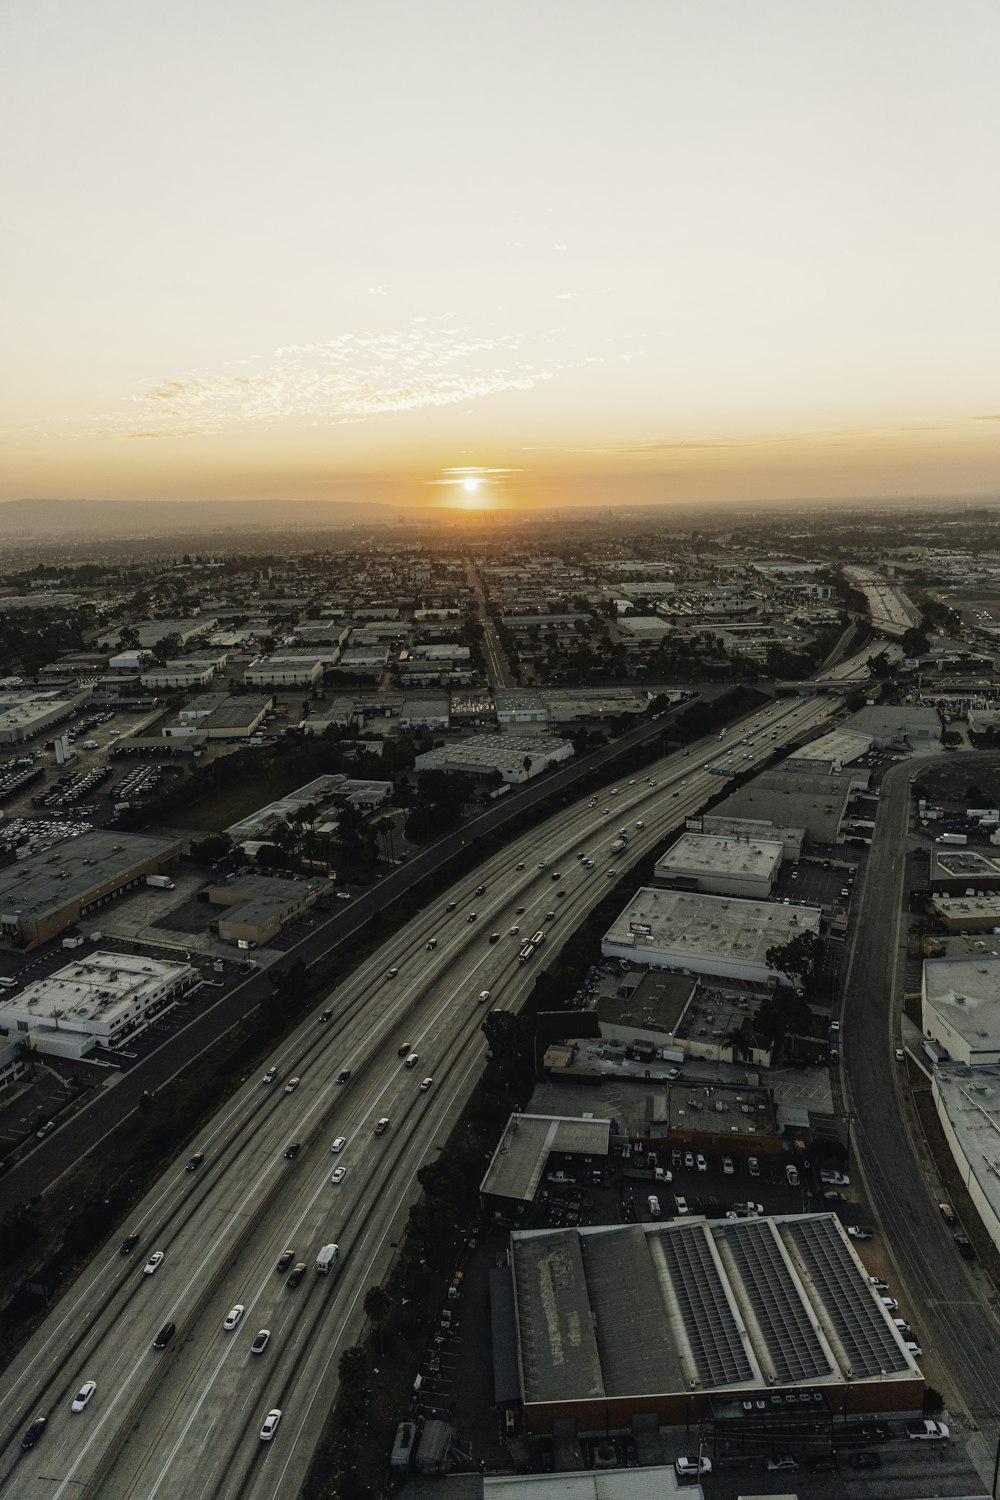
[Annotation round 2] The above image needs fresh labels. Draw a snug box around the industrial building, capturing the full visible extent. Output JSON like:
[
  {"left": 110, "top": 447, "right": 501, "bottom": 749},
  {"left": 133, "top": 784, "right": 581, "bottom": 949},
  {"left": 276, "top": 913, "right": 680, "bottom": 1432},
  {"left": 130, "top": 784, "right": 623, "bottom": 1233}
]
[
  {"left": 480, "top": 1114, "right": 611, "bottom": 1217},
  {"left": 206, "top": 874, "right": 324, "bottom": 947},
  {"left": 714, "top": 769, "right": 854, "bottom": 846},
  {"left": 653, "top": 831, "right": 783, "bottom": 901},
  {"left": 602, "top": 889, "right": 821, "bottom": 987},
  {"left": 690, "top": 814, "right": 805, "bottom": 861},
  {"left": 0, "top": 686, "right": 89, "bottom": 744},
  {"left": 921, "top": 955, "right": 1000, "bottom": 1066},
  {"left": 225, "top": 774, "right": 390, "bottom": 845},
  {"left": 244, "top": 652, "right": 329, "bottom": 687},
  {"left": 0, "top": 830, "right": 182, "bottom": 950},
  {"left": 415, "top": 732, "right": 574, "bottom": 784},
  {"left": 508, "top": 1215, "right": 922, "bottom": 1433},
  {"left": 848, "top": 705, "right": 942, "bottom": 748},
  {"left": 0, "top": 950, "right": 196, "bottom": 1059},
  {"left": 162, "top": 694, "right": 272, "bottom": 740},
  {"left": 927, "top": 892, "right": 1000, "bottom": 932}
]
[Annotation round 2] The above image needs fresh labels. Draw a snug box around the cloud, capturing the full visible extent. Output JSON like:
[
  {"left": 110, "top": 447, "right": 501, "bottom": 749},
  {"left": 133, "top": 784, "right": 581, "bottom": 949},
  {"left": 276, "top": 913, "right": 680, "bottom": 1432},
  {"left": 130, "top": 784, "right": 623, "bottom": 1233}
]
[
  {"left": 103, "top": 320, "right": 571, "bottom": 439},
  {"left": 974, "top": 414, "right": 1000, "bottom": 422},
  {"left": 426, "top": 466, "right": 523, "bottom": 486},
  {"left": 552, "top": 423, "right": 948, "bottom": 457}
]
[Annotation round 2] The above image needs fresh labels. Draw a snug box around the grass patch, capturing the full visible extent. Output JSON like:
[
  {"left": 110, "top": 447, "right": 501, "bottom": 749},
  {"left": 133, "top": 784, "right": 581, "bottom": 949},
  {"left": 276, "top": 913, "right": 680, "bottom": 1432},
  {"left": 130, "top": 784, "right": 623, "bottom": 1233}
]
[{"left": 177, "top": 768, "right": 312, "bottom": 832}]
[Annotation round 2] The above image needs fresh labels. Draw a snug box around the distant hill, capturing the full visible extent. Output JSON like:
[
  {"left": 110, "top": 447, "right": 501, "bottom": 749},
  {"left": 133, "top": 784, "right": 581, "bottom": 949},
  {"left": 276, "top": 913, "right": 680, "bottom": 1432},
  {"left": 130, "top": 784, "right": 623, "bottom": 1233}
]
[{"left": 0, "top": 498, "right": 405, "bottom": 537}]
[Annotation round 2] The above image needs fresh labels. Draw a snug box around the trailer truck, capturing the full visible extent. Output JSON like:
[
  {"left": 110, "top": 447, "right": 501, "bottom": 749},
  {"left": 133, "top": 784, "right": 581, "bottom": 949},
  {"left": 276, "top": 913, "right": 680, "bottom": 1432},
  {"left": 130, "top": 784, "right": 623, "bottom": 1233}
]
[{"left": 145, "top": 874, "right": 176, "bottom": 889}]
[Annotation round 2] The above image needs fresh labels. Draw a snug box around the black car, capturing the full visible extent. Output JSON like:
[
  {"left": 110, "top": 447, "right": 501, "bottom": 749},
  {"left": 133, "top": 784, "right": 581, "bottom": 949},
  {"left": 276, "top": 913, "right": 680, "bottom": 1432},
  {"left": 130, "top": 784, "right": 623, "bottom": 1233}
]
[
  {"left": 320, "top": 1008, "right": 333, "bottom": 1022},
  {"left": 21, "top": 1416, "right": 47, "bottom": 1450},
  {"left": 283, "top": 1142, "right": 301, "bottom": 1159},
  {"left": 185, "top": 1152, "right": 204, "bottom": 1172},
  {"left": 861, "top": 1422, "right": 890, "bottom": 1442},
  {"left": 152, "top": 1321, "right": 176, "bottom": 1350},
  {"left": 475, "top": 885, "right": 486, "bottom": 896},
  {"left": 488, "top": 932, "right": 501, "bottom": 943},
  {"left": 286, "top": 1262, "right": 307, "bottom": 1287},
  {"left": 955, "top": 1233, "right": 975, "bottom": 1259},
  {"left": 275, "top": 1249, "right": 295, "bottom": 1273},
  {"left": 120, "top": 1231, "right": 140, "bottom": 1255},
  {"left": 336, "top": 1070, "right": 351, "bottom": 1085},
  {"left": 849, "top": 1451, "right": 881, "bottom": 1470}
]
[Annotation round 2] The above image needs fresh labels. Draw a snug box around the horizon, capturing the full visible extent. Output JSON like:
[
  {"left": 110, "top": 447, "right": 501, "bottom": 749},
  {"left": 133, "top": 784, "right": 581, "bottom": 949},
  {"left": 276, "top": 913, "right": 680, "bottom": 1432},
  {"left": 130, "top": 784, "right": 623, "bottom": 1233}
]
[{"left": 3, "top": 1, "right": 1000, "bottom": 511}]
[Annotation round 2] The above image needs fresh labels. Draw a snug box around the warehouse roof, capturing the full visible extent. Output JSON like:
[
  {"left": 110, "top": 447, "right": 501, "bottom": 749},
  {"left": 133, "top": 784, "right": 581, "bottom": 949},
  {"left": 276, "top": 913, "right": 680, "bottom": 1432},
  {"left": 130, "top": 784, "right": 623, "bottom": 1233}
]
[
  {"left": 0, "top": 830, "right": 180, "bottom": 919},
  {"left": 481, "top": 1114, "right": 611, "bottom": 1203},
  {"left": 654, "top": 832, "right": 783, "bottom": 881},
  {"left": 603, "top": 889, "right": 820, "bottom": 968},
  {"left": 923, "top": 955, "right": 1000, "bottom": 1045}
]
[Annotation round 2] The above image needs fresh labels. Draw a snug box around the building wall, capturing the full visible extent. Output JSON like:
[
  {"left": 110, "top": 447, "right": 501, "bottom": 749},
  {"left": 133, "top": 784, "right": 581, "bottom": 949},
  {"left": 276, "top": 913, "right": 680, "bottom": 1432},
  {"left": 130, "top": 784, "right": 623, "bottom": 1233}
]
[{"left": 932, "top": 1072, "right": 1000, "bottom": 1258}]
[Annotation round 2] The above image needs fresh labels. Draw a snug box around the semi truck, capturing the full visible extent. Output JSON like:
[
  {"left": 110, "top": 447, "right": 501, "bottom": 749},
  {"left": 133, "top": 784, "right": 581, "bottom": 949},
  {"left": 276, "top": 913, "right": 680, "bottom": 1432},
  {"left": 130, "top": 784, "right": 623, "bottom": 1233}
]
[
  {"left": 316, "top": 1242, "right": 339, "bottom": 1274},
  {"left": 936, "top": 833, "right": 968, "bottom": 846},
  {"left": 146, "top": 874, "right": 176, "bottom": 889}
]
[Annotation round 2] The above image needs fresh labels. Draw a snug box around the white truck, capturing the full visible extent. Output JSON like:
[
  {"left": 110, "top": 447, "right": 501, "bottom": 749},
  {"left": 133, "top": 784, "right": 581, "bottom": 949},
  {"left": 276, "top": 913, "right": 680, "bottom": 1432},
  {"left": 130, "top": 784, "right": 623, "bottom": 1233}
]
[
  {"left": 145, "top": 875, "right": 176, "bottom": 889},
  {"left": 905, "top": 1419, "right": 949, "bottom": 1441},
  {"left": 316, "top": 1242, "right": 339, "bottom": 1274}
]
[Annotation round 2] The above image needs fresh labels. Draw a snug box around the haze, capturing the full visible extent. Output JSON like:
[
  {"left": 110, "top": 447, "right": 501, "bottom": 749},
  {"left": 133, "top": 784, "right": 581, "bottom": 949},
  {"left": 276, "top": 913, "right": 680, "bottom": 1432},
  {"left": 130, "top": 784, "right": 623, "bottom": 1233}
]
[{"left": 3, "top": 0, "right": 999, "bottom": 512}]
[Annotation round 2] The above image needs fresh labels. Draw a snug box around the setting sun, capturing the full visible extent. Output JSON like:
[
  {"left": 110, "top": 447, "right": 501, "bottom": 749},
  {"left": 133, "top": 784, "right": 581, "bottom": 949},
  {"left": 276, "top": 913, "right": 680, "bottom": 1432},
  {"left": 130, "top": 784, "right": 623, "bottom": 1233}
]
[{"left": 462, "top": 476, "right": 479, "bottom": 494}]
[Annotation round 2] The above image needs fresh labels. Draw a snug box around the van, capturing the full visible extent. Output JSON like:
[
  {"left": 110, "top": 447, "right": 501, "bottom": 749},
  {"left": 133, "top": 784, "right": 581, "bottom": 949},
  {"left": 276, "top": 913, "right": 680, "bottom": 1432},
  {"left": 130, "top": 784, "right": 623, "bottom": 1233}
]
[
  {"left": 152, "top": 1321, "right": 176, "bottom": 1350},
  {"left": 404, "top": 1053, "right": 419, "bottom": 1069}
]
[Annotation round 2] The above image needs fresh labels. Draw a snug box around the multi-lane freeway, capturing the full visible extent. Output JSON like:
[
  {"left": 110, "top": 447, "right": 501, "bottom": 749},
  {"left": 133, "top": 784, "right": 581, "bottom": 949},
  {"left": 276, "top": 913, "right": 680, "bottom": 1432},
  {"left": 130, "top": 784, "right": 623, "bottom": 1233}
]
[{"left": 0, "top": 695, "right": 837, "bottom": 1499}]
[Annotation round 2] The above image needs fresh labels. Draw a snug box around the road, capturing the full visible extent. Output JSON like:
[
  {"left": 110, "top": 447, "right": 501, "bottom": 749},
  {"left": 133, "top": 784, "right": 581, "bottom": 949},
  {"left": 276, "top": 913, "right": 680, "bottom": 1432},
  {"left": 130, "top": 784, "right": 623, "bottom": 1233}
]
[
  {"left": 840, "top": 760, "right": 1000, "bottom": 1471},
  {"left": 466, "top": 559, "right": 515, "bottom": 689},
  {"left": 0, "top": 696, "right": 839, "bottom": 1498},
  {"left": 843, "top": 567, "right": 918, "bottom": 638}
]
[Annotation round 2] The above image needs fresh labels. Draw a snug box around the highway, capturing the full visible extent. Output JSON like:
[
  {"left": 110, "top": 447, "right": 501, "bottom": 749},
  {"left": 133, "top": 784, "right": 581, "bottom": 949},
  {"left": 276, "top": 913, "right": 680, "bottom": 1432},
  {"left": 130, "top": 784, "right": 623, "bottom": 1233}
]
[
  {"left": 0, "top": 694, "right": 837, "bottom": 1499},
  {"left": 841, "top": 761, "right": 1000, "bottom": 1473}
]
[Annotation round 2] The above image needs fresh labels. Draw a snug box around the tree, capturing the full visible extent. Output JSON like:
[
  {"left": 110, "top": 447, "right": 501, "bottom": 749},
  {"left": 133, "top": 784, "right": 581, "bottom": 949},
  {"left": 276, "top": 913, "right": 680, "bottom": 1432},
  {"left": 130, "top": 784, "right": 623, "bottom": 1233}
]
[
  {"left": 755, "top": 985, "right": 814, "bottom": 1050},
  {"left": 338, "top": 1344, "right": 368, "bottom": 1391},
  {"left": 363, "top": 1284, "right": 391, "bottom": 1351},
  {"left": 482, "top": 1008, "right": 534, "bottom": 1084},
  {"left": 764, "top": 930, "right": 819, "bottom": 985},
  {"left": 118, "top": 626, "right": 141, "bottom": 650},
  {"left": 901, "top": 626, "right": 930, "bottom": 657}
]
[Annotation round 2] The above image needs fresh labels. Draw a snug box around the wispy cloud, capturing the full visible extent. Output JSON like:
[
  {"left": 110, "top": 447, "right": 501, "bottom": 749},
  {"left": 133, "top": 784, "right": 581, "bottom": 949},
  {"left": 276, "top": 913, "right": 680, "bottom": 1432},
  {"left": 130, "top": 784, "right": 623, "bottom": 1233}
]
[
  {"left": 426, "top": 465, "right": 523, "bottom": 487},
  {"left": 102, "top": 320, "right": 572, "bottom": 440},
  {"left": 974, "top": 414, "right": 1000, "bottom": 422},
  {"left": 536, "top": 423, "right": 947, "bottom": 457}
]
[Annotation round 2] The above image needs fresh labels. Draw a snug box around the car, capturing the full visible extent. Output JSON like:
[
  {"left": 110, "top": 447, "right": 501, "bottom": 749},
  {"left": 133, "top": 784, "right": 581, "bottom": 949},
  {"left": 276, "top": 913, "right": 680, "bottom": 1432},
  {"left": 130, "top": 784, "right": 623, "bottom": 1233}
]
[
  {"left": 250, "top": 1329, "right": 271, "bottom": 1355},
  {"left": 847, "top": 1225, "right": 872, "bottom": 1241},
  {"left": 466, "top": 913, "right": 477, "bottom": 923},
  {"left": 21, "top": 1416, "right": 48, "bottom": 1449},
  {"left": 120, "top": 1231, "right": 140, "bottom": 1255},
  {"left": 330, "top": 1166, "right": 347, "bottom": 1185},
  {"left": 374, "top": 1117, "right": 390, "bottom": 1134},
  {"left": 732, "top": 1202, "right": 764, "bottom": 1217},
  {"left": 895, "top": 1047, "right": 905, "bottom": 1061},
  {"left": 551, "top": 871, "right": 561, "bottom": 881},
  {"left": 954, "top": 1232, "right": 975, "bottom": 1259},
  {"left": 185, "top": 1152, "right": 205, "bottom": 1171},
  {"left": 419, "top": 1076, "right": 434, "bottom": 1091},
  {"left": 748, "top": 1156, "right": 760, "bottom": 1177},
  {"left": 446, "top": 900, "right": 457, "bottom": 911},
  {"left": 330, "top": 1136, "right": 347, "bottom": 1153},
  {"left": 880, "top": 1296, "right": 899, "bottom": 1311},
  {"left": 868, "top": 1275, "right": 889, "bottom": 1290},
  {"left": 765, "top": 1455, "right": 798, "bottom": 1471},
  {"left": 515, "top": 905, "right": 526, "bottom": 914},
  {"left": 36, "top": 1120, "right": 55, "bottom": 1138},
  {"left": 695, "top": 1154, "right": 707, "bottom": 1172},
  {"left": 820, "top": 1170, "right": 849, "bottom": 1186},
  {"left": 674, "top": 1195, "right": 690, "bottom": 1215},
  {"left": 275, "top": 1249, "right": 295, "bottom": 1273},
  {"left": 320, "top": 1008, "right": 333, "bottom": 1021},
  {"left": 683, "top": 1152, "right": 694, "bottom": 1169},
  {"left": 823, "top": 1190, "right": 847, "bottom": 1202},
  {"left": 829, "top": 1019, "right": 841, "bottom": 1033},
  {"left": 722, "top": 1155, "right": 734, "bottom": 1175},
  {"left": 284, "top": 1076, "right": 300, "bottom": 1093},
  {"left": 849, "top": 1450, "right": 881, "bottom": 1469},
  {"left": 905, "top": 1418, "right": 948, "bottom": 1440},
  {"left": 515, "top": 863, "right": 525, "bottom": 871},
  {"left": 336, "top": 1070, "right": 351, "bottom": 1084},
  {"left": 479, "top": 990, "right": 491, "bottom": 1003},
  {"left": 538, "top": 861, "right": 547, "bottom": 869},
  {"left": 425, "top": 939, "right": 437, "bottom": 951},
  {"left": 386, "top": 967, "right": 399, "bottom": 978},
  {"left": 262, "top": 1067, "right": 278, "bottom": 1084},
  {"left": 489, "top": 932, "right": 501, "bottom": 943},
  {"left": 785, "top": 1164, "right": 800, "bottom": 1186},
  {"left": 674, "top": 1456, "right": 711, "bottom": 1477},
  {"left": 283, "top": 1142, "right": 301, "bottom": 1159},
  {"left": 152, "top": 1321, "right": 176, "bottom": 1349},
  {"left": 892, "top": 1317, "right": 912, "bottom": 1334},
  {"left": 335, "top": 890, "right": 351, "bottom": 900},
  {"left": 286, "top": 1262, "right": 307, "bottom": 1287},
  {"left": 259, "top": 1408, "right": 283, "bottom": 1441},
  {"left": 223, "top": 1304, "right": 245, "bottom": 1331},
  {"left": 556, "top": 889, "right": 567, "bottom": 899},
  {"left": 475, "top": 884, "right": 486, "bottom": 895},
  {"left": 71, "top": 1380, "right": 97, "bottom": 1412},
  {"left": 509, "top": 926, "right": 520, "bottom": 935},
  {"left": 143, "top": 1251, "right": 164, "bottom": 1275},
  {"left": 607, "top": 869, "right": 616, "bottom": 877}
]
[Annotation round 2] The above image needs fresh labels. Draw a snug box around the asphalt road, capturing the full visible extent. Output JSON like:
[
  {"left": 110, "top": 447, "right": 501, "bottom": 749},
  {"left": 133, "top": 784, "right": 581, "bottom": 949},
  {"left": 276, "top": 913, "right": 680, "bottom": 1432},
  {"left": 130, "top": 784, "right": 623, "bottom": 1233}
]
[
  {"left": 0, "top": 695, "right": 838, "bottom": 1499},
  {"left": 840, "top": 758, "right": 1000, "bottom": 1467}
]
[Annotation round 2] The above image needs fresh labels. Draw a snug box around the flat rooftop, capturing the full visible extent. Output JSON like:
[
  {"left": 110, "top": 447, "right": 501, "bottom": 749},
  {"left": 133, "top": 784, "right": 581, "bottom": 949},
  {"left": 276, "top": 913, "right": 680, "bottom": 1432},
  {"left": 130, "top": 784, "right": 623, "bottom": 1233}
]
[
  {"left": 787, "top": 728, "right": 872, "bottom": 766},
  {"left": 654, "top": 832, "right": 783, "bottom": 881},
  {"left": 511, "top": 1215, "right": 918, "bottom": 1408},
  {"left": 0, "top": 829, "right": 181, "bottom": 920},
  {"left": 935, "top": 1063, "right": 1000, "bottom": 1232},
  {"left": 2, "top": 950, "right": 191, "bottom": 1028},
  {"left": 598, "top": 970, "right": 696, "bottom": 1037},
  {"left": 932, "top": 848, "right": 1000, "bottom": 879},
  {"left": 924, "top": 955, "right": 1000, "bottom": 1046},
  {"left": 481, "top": 1114, "right": 611, "bottom": 1203},
  {"left": 603, "top": 889, "right": 821, "bottom": 969}
]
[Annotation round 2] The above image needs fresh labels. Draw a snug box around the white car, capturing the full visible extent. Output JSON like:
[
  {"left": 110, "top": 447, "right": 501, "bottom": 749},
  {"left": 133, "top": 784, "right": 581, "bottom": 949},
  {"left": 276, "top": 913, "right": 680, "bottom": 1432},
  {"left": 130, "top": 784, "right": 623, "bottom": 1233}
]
[
  {"left": 330, "top": 1166, "right": 347, "bottom": 1185},
  {"left": 143, "top": 1251, "right": 164, "bottom": 1275},
  {"left": 847, "top": 1225, "right": 873, "bottom": 1241},
  {"left": 284, "top": 1076, "right": 300, "bottom": 1093},
  {"left": 880, "top": 1296, "right": 899, "bottom": 1311},
  {"left": 675, "top": 1456, "right": 712, "bottom": 1477},
  {"left": 250, "top": 1329, "right": 271, "bottom": 1355},
  {"left": 695, "top": 1154, "right": 707, "bottom": 1172},
  {"left": 330, "top": 1136, "right": 347, "bottom": 1153},
  {"left": 259, "top": 1408, "right": 282, "bottom": 1442},
  {"left": 71, "top": 1380, "right": 97, "bottom": 1412},
  {"left": 223, "top": 1304, "right": 245, "bottom": 1331},
  {"left": 722, "top": 1155, "right": 734, "bottom": 1175},
  {"left": 674, "top": 1195, "right": 690, "bottom": 1215},
  {"left": 478, "top": 990, "right": 491, "bottom": 1003},
  {"left": 262, "top": 1067, "right": 278, "bottom": 1084}
]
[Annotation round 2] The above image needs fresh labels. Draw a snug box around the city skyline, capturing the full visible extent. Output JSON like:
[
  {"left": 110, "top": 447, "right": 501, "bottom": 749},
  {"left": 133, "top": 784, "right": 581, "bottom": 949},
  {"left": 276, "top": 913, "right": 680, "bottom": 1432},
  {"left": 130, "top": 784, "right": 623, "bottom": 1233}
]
[{"left": 3, "top": 0, "right": 999, "bottom": 512}]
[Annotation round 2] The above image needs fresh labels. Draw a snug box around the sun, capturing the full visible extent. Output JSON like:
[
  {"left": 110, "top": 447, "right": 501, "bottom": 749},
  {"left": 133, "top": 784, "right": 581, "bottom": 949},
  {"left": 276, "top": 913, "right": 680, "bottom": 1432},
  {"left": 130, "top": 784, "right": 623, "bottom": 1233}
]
[{"left": 462, "top": 476, "right": 480, "bottom": 493}]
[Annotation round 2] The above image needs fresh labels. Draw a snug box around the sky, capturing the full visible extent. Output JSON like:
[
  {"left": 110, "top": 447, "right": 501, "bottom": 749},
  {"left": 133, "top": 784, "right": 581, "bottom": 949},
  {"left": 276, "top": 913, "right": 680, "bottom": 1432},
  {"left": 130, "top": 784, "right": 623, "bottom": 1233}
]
[{"left": 2, "top": 0, "right": 1000, "bottom": 513}]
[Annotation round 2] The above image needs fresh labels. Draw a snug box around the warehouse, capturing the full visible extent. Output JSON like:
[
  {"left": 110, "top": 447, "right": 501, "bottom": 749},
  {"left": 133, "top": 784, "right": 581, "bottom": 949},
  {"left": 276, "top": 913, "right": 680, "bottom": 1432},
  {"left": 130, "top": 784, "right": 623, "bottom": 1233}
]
[
  {"left": 509, "top": 1215, "right": 922, "bottom": 1435},
  {"left": 0, "top": 830, "right": 182, "bottom": 950},
  {"left": 480, "top": 1114, "right": 611, "bottom": 1218},
  {"left": 245, "top": 652, "right": 329, "bottom": 687},
  {"left": 602, "top": 889, "right": 820, "bottom": 987},
  {"left": 206, "top": 874, "right": 324, "bottom": 947},
  {"left": 653, "top": 831, "right": 783, "bottom": 900},
  {"left": 415, "top": 731, "right": 573, "bottom": 784},
  {"left": 922, "top": 955, "right": 1000, "bottom": 1066}
]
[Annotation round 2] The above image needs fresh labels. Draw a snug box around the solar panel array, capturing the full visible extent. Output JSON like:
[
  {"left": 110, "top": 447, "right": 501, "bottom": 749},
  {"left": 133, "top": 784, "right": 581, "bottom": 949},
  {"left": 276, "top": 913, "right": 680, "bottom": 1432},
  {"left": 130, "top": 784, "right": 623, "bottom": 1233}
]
[
  {"left": 661, "top": 1223, "right": 755, "bottom": 1386},
  {"left": 725, "top": 1220, "right": 835, "bottom": 1383},
  {"left": 784, "top": 1217, "right": 911, "bottom": 1378}
]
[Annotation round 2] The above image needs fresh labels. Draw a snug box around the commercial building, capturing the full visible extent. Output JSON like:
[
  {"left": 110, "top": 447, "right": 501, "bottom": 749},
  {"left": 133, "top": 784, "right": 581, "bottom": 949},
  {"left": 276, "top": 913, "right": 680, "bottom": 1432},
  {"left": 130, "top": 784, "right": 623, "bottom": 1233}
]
[
  {"left": 653, "top": 832, "right": 783, "bottom": 901},
  {"left": 922, "top": 955, "right": 1000, "bottom": 1066},
  {"left": 0, "top": 830, "right": 182, "bottom": 950},
  {"left": 207, "top": 875, "right": 324, "bottom": 947},
  {"left": 692, "top": 814, "right": 805, "bottom": 861},
  {"left": 0, "top": 686, "right": 89, "bottom": 745},
  {"left": 415, "top": 731, "right": 574, "bottom": 785},
  {"left": 480, "top": 1114, "right": 611, "bottom": 1215},
  {"left": 848, "top": 705, "right": 942, "bottom": 748},
  {"left": 716, "top": 771, "right": 853, "bottom": 846},
  {"left": 162, "top": 694, "right": 272, "bottom": 740},
  {"left": 602, "top": 889, "right": 820, "bottom": 987},
  {"left": 927, "top": 893, "right": 1000, "bottom": 933},
  {"left": 0, "top": 950, "right": 196, "bottom": 1059},
  {"left": 225, "top": 773, "right": 390, "bottom": 845},
  {"left": 508, "top": 1215, "right": 921, "bottom": 1433},
  {"left": 494, "top": 691, "right": 549, "bottom": 727},
  {"left": 245, "top": 653, "right": 328, "bottom": 687}
]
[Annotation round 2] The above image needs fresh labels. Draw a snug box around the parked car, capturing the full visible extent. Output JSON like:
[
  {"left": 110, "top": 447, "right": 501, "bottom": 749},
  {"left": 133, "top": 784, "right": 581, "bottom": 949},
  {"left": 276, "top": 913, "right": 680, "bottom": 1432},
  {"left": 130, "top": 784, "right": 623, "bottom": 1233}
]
[
  {"left": 765, "top": 1455, "right": 798, "bottom": 1471},
  {"left": 674, "top": 1456, "right": 712, "bottom": 1477},
  {"left": 847, "top": 1225, "right": 873, "bottom": 1241},
  {"left": 849, "top": 1451, "right": 881, "bottom": 1470}
]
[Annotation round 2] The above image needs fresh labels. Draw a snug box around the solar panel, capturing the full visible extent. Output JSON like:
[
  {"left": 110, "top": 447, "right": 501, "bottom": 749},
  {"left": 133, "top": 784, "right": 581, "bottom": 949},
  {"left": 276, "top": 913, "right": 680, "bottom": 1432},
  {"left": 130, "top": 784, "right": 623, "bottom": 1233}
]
[
  {"left": 659, "top": 1223, "right": 755, "bottom": 1386},
  {"left": 724, "top": 1219, "right": 835, "bottom": 1382}
]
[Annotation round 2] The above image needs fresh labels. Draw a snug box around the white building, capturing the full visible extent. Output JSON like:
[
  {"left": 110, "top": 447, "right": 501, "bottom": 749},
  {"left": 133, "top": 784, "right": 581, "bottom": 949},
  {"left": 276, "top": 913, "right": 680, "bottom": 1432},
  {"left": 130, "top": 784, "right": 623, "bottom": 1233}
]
[
  {"left": 653, "top": 831, "right": 783, "bottom": 900},
  {"left": 602, "top": 889, "right": 821, "bottom": 986},
  {"left": 922, "top": 955, "right": 1000, "bottom": 1066},
  {"left": 415, "top": 731, "right": 574, "bottom": 784},
  {"left": 245, "top": 653, "right": 328, "bottom": 687},
  {"left": 0, "top": 951, "right": 196, "bottom": 1060}
]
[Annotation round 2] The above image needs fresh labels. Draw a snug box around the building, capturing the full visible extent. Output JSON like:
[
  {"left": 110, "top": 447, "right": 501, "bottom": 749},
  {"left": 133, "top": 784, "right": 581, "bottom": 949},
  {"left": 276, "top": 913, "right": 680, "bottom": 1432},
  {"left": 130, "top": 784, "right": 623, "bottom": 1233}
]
[
  {"left": 140, "top": 660, "right": 218, "bottom": 690},
  {"left": 245, "top": 653, "right": 328, "bottom": 687},
  {"left": 0, "top": 830, "right": 182, "bottom": 950},
  {"left": 0, "top": 950, "right": 196, "bottom": 1059},
  {"left": 480, "top": 1114, "right": 611, "bottom": 1218},
  {"left": 692, "top": 814, "right": 805, "bottom": 861},
  {"left": 415, "top": 731, "right": 574, "bottom": 785},
  {"left": 602, "top": 889, "right": 820, "bottom": 987},
  {"left": 848, "top": 705, "right": 942, "bottom": 748},
  {"left": 922, "top": 955, "right": 1000, "bottom": 1066},
  {"left": 0, "top": 686, "right": 89, "bottom": 745},
  {"left": 717, "top": 771, "right": 853, "bottom": 846},
  {"left": 508, "top": 1215, "right": 921, "bottom": 1434},
  {"left": 653, "top": 832, "right": 783, "bottom": 901},
  {"left": 206, "top": 875, "right": 324, "bottom": 947},
  {"left": 927, "top": 893, "right": 1000, "bottom": 933},
  {"left": 494, "top": 691, "right": 549, "bottom": 727}
]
